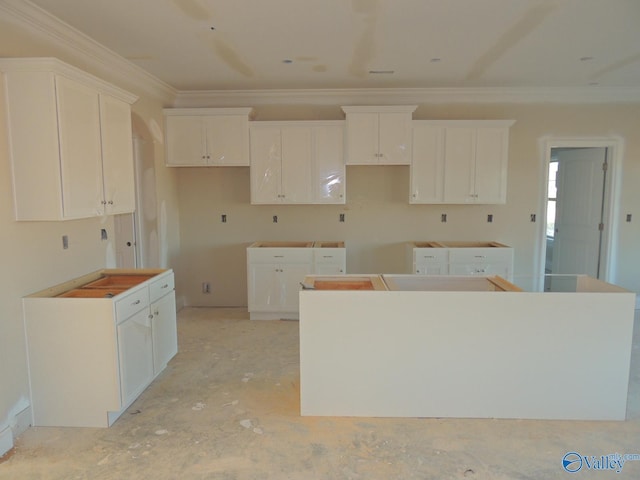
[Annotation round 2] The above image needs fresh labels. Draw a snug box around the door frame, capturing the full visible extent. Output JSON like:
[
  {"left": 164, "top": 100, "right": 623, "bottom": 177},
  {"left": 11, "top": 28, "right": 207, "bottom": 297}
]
[{"left": 535, "top": 136, "right": 624, "bottom": 291}]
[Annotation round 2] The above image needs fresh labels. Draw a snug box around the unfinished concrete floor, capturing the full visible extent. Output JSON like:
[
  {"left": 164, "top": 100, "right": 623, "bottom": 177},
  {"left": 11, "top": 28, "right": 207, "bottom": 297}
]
[{"left": 2, "top": 307, "right": 639, "bottom": 479}]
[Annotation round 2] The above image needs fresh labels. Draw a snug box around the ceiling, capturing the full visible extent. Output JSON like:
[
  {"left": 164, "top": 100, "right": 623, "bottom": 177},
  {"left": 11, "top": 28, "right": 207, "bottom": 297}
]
[{"left": 26, "top": 0, "right": 640, "bottom": 92}]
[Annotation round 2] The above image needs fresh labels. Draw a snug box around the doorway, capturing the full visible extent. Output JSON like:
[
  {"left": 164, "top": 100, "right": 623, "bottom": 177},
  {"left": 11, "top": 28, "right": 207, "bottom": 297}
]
[
  {"left": 536, "top": 137, "right": 623, "bottom": 291},
  {"left": 544, "top": 147, "right": 607, "bottom": 289}
]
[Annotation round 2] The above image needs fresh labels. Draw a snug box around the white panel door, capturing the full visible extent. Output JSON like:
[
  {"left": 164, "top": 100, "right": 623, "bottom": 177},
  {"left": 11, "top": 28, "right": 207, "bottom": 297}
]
[
  {"left": 378, "top": 112, "right": 412, "bottom": 165},
  {"left": 313, "top": 125, "right": 345, "bottom": 204},
  {"left": 280, "top": 264, "right": 313, "bottom": 312},
  {"left": 345, "top": 112, "right": 378, "bottom": 164},
  {"left": 151, "top": 293, "right": 178, "bottom": 374},
  {"left": 56, "top": 76, "right": 103, "bottom": 218},
  {"left": 281, "top": 127, "right": 312, "bottom": 203},
  {"left": 117, "top": 308, "right": 154, "bottom": 407},
  {"left": 250, "top": 127, "right": 282, "bottom": 204},
  {"left": 204, "top": 115, "right": 249, "bottom": 165},
  {"left": 552, "top": 148, "right": 606, "bottom": 277},
  {"left": 410, "top": 124, "right": 445, "bottom": 203},
  {"left": 100, "top": 94, "right": 135, "bottom": 214},
  {"left": 165, "top": 116, "right": 205, "bottom": 165},
  {"left": 443, "top": 127, "right": 475, "bottom": 203},
  {"left": 474, "top": 127, "right": 508, "bottom": 204}
]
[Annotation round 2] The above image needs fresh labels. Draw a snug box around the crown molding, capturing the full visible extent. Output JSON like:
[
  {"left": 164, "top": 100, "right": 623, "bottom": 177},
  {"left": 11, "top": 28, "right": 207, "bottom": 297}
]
[
  {"left": 0, "top": 0, "right": 176, "bottom": 104},
  {"left": 173, "top": 86, "right": 640, "bottom": 108}
]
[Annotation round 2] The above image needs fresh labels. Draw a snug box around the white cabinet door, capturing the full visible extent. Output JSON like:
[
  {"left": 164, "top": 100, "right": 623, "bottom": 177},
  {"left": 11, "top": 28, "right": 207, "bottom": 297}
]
[
  {"left": 410, "top": 123, "right": 445, "bottom": 203},
  {"left": 281, "top": 127, "right": 312, "bottom": 203},
  {"left": 204, "top": 115, "right": 249, "bottom": 166},
  {"left": 100, "top": 94, "right": 136, "bottom": 214},
  {"left": 117, "top": 308, "right": 154, "bottom": 407},
  {"left": 56, "top": 75, "right": 104, "bottom": 218},
  {"left": 345, "top": 112, "right": 378, "bottom": 165},
  {"left": 151, "top": 293, "right": 178, "bottom": 374},
  {"left": 443, "top": 127, "right": 476, "bottom": 204},
  {"left": 474, "top": 127, "right": 508, "bottom": 204},
  {"left": 164, "top": 115, "right": 206, "bottom": 166},
  {"left": 250, "top": 127, "right": 282, "bottom": 203},
  {"left": 248, "top": 263, "right": 281, "bottom": 311},
  {"left": 379, "top": 112, "right": 413, "bottom": 165},
  {"left": 314, "top": 125, "right": 345, "bottom": 204},
  {"left": 415, "top": 263, "right": 449, "bottom": 275},
  {"left": 280, "top": 264, "right": 314, "bottom": 312}
]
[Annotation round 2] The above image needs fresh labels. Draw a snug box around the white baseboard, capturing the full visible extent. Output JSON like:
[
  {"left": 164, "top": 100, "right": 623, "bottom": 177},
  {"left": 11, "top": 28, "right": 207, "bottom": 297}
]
[
  {"left": 0, "top": 426, "right": 13, "bottom": 458},
  {"left": 0, "top": 403, "right": 32, "bottom": 458}
]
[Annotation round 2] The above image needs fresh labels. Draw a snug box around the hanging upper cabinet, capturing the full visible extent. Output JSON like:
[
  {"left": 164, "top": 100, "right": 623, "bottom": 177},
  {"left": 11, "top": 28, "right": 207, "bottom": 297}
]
[
  {"left": 0, "top": 58, "right": 138, "bottom": 220},
  {"left": 410, "top": 120, "right": 515, "bottom": 204},
  {"left": 164, "top": 108, "right": 253, "bottom": 166},
  {"left": 250, "top": 121, "right": 345, "bottom": 205},
  {"left": 342, "top": 106, "right": 416, "bottom": 165}
]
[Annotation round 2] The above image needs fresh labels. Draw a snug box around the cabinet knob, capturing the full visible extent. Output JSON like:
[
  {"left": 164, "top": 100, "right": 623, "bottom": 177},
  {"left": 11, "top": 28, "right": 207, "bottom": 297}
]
[{"left": 148, "top": 314, "right": 154, "bottom": 319}]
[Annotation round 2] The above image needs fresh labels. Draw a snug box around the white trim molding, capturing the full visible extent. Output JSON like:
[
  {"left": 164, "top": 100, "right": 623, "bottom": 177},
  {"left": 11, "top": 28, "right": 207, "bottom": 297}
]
[{"left": 0, "top": 0, "right": 176, "bottom": 103}]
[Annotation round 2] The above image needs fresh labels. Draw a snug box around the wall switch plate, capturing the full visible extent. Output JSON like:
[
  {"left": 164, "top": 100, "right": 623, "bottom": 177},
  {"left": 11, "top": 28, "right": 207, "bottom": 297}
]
[{"left": 62, "top": 235, "right": 69, "bottom": 249}]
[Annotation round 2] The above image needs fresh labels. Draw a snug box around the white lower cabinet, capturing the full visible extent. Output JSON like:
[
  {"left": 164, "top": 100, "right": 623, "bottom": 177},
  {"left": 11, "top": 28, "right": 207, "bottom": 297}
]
[
  {"left": 407, "top": 243, "right": 514, "bottom": 281},
  {"left": 117, "top": 308, "right": 154, "bottom": 408},
  {"left": 247, "top": 243, "right": 346, "bottom": 320},
  {"left": 23, "top": 269, "right": 176, "bottom": 427}
]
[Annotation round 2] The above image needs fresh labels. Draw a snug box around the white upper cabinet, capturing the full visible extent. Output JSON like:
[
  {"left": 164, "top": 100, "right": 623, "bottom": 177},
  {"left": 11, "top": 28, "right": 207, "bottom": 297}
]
[
  {"left": 0, "top": 58, "right": 138, "bottom": 220},
  {"left": 342, "top": 106, "right": 416, "bottom": 165},
  {"left": 164, "top": 108, "right": 253, "bottom": 166},
  {"left": 410, "top": 120, "right": 515, "bottom": 204},
  {"left": 250, "top": 121, "right": 345, "bottom": 205}
]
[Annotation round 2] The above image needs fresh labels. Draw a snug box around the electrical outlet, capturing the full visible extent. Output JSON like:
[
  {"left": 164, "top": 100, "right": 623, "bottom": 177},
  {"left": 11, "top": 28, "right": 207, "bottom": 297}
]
[
  {"left": 626, "top": 214, "right": 632, "bottom": 222},
  {"left": 339, "top": 213, "right": 345, "bottom": 222},
  {"left": 530, "top": 214, "right": 536, "bottom": 222},
  {"left": 221, "top": 214, "right": 227, "bottom": 223},
  {"left": 62, "top": 235, "right": 69, "bottom": 250},
  {"left": 487, "top": 214, "right": 493, "bottom": 223},
  {"left": 273, "top": 215, "right": 278, "bottom": 223},
  {"left": 202, "top": 282, "right": 211, "bottom": 294},
  {"left": 441, "top": 214, "right": 447, "bottom": 223}
]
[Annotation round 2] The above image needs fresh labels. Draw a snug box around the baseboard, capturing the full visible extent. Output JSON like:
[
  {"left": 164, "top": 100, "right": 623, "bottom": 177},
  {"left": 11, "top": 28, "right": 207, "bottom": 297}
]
[
  {"left": 0, "top": 426, "right": 13, "bottom": 458},
  {"left": 0, "top": 403, "right": 32, "bottom": 458}
]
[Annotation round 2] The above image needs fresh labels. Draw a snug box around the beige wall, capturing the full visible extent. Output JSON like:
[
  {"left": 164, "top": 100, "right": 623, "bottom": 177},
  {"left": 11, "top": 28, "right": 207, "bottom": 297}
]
[
  {"left": 175, "top": 103, "right": 640, "bottom": 307},
  {"left": 0, "top": 18, "right": 179, "bottom": 445}
]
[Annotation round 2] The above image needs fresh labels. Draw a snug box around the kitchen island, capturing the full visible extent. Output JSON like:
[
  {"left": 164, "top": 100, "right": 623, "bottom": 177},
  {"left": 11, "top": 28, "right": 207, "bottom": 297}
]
[{"left": 299, "top": 274, "right": 635, "bottom": 420}]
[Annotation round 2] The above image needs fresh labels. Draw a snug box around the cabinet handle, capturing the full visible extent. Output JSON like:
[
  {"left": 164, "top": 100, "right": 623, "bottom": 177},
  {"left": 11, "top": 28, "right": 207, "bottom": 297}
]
[
  {"left": 154, "top": 310, "right": 159, "bottom": 316},
  {"left": 132, "top": 299, "right": 141, "bottom": 305},
  {"left": 322, "top": 255, "right": 334, "bottom": 258},
  {"left": 101, "top": 200, "right": 107, "bottom": 205},
  {"left": 273, "top": 255, "right": 284, "bottom": 258},
  {"left": 474, "top": 255, "right": 486, "bottom": 258},
  {"left": 161, "top": 284, "right": 169, "bottom": 289},
  {"left": 148, "top": 314, "right": 154, "bottom": 319}
]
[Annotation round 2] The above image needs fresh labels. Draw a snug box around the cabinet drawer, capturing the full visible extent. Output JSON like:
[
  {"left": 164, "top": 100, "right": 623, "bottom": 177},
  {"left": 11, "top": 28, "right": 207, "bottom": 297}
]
[
  {"left": 413, "top": 248, "right": 448, "bottom": 263},
  {"left": 313, "top": 249, "right": 346, "bottom": 264},
  {"left": 115, "top": 287, "right": 149, "bottom": 322},
  {"left": 149, "top": 273, "right": 175, "bottom": 303},
  {"left": 248, "top": 248, "right": 314, "bottom": 264},
  {"left": 448, "top": 248, "right": 512, "bottom": 264}
]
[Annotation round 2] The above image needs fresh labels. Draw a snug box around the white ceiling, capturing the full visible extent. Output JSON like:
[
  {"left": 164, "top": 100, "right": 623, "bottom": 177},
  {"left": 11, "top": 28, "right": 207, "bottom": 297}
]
[{"left": 26, "top": 0, "right": 640, "bottom": 92}]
